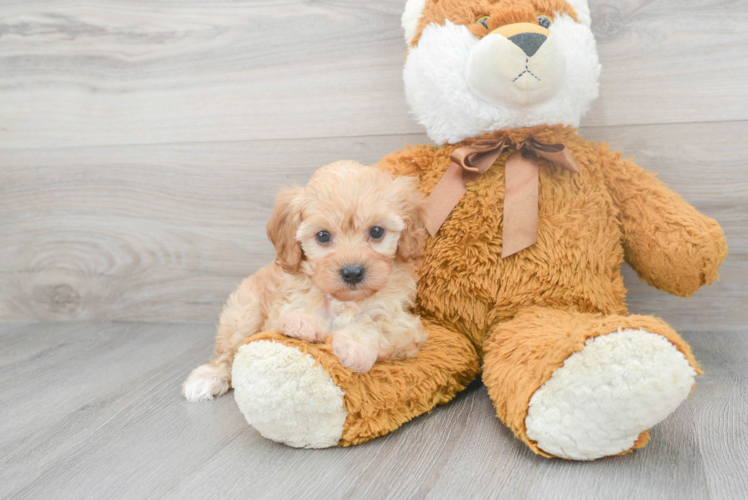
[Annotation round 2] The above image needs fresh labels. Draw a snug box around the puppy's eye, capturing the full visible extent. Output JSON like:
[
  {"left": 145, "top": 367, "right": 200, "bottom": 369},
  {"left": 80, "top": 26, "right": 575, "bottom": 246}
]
[
  {"left": 476, "top": 16, "right": 489, "bottom": 29},
  {"left": 538, "top": 15, "right": 552, "bottom": 29},
  {"left": 315, "top": 231, "right": 331, "bottom": 244},
  {"left": 369, "top": 226, "right": 385, "bottom": 240}
]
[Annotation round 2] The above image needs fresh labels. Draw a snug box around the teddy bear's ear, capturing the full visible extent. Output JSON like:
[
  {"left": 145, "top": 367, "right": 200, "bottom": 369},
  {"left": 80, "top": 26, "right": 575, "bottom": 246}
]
[
  {"left": 566, "top": 0, "right": 592, "bottom": 28},
  {"left": 401, "top": 0, "right": 427, "bottom": 46}
]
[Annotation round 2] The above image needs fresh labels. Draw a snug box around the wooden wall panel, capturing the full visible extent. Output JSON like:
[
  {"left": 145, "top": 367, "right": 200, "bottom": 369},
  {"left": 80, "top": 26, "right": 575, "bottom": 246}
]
[
  {"left": 0, "top": 134, "right": 426, "bottom": 321},
  {"left": 1, "top": 1, "right": 746, "bottom": 329},
  {"left": 2, "top": 122, "right": 746, "bottom": 329},
  {"left": 0, "top": 1, "right": 747, "bottom": 149}
]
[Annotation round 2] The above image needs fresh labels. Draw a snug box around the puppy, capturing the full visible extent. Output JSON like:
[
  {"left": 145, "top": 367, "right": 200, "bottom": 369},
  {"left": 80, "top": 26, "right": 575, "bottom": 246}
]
[{"left": 183, "top": 161, "right": 428, "bottom": 402}]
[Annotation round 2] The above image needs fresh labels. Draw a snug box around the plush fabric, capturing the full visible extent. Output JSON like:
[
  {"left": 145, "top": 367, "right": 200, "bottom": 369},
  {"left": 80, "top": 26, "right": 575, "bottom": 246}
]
[
  {"left": 232, "top": 0, "right": 728, "bottom": 459},
  {"left": 407, "top": 0, "right": 580, "bottom": 47},
  {"left": 379, "top": 126, "right": 727, "bottom": 346},
  {"left": 243, "top": 319, "right": 480, "bottom": 446},
  {"left": 234, "top": 122, "right": 724, "bottom": 457},
  {"left": 232, "top": 340, "right": 347, "bottom": 449},
  {"left": 483, "top": 309, "right": 700, "bottom": 458},
  {"left": 404, "top": 15, "right": 601, "bottom": 145},
  {"left": 372, "top": 123, "right": 725, "bottom": 458}
]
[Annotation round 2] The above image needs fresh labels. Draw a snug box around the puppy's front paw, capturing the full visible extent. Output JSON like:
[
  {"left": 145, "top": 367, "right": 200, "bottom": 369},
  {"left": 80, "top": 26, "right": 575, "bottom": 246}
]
[
  {"left": 277, "top": 313, "right": 326, "bottom": 342},
  {"left": 332, "top": 336, "right": 377, "bottom": 373}
]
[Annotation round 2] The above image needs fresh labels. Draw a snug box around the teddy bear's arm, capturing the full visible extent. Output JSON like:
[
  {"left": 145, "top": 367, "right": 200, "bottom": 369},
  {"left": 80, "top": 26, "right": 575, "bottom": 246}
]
[
  {"left": 377, "top": 144, "right": 439, "bottom": 178},
  {"left": 602, "top": 151, "right": 728, "bottom": 297}
]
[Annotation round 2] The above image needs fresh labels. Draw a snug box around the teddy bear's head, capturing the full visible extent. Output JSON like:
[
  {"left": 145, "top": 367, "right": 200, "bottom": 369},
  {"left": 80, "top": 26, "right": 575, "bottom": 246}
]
[{"left": 401, "top": 0, "right": 601, "bottom": 145}]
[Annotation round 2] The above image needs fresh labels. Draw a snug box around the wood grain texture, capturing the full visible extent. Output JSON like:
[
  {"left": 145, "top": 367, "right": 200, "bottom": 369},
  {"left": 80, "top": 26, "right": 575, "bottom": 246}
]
[
  {"left": 2, "top": 121, "right": 746, "bottom": 329},
  {"left": 1, "top": 0, "right": 747, "bottom": 150},
  {"left": 1, "top": 1, "right": 746, "bottom": 329},
  {"left": 0, "top": 134, "right": 427, "bottom": 322},
  {"left": 1, "top": 323, "right": 746, "bottom": 500}
]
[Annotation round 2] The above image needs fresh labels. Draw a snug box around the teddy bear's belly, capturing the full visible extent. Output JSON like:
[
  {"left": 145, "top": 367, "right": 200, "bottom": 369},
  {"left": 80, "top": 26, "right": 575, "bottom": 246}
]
[{"left": 416, "top": 166, "right": 628, "bottom": 345}]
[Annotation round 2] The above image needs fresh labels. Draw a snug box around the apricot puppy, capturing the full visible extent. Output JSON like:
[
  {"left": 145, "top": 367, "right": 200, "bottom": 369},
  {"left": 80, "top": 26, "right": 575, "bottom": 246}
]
[{"left": 183, "top": 161, "right": 428, "bottom": 402}]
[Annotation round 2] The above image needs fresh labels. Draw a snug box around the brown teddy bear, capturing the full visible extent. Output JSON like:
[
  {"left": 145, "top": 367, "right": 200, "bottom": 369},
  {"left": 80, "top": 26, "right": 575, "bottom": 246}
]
[{"left": 230, "top": 0, "right": 727, "bottom": 460}]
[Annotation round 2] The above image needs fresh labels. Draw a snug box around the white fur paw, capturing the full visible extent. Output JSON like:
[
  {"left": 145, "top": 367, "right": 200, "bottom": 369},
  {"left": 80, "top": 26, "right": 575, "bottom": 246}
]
[
  {"left": 332, "top": 335, "right": 377, "bottom": 373},
  {"left": 182, "top": 364, "right": 230, "bottom": 402},
  {"left": 525, "top": 329, "right": 697, "bottom": 460},
  {"left": 276, "top": 312, "right": 326, "bottom": 342},
  {"left": 232, "top": 341, "right": 346, "bottom": 448}
]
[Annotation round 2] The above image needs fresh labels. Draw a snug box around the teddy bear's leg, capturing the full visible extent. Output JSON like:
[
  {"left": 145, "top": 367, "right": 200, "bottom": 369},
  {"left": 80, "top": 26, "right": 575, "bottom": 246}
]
[
  {"left": 231, "top": 320, "right": 480, "bottom": 448},
  {"left": 482, "top": 307, "right": 701, "bottom": 460}
]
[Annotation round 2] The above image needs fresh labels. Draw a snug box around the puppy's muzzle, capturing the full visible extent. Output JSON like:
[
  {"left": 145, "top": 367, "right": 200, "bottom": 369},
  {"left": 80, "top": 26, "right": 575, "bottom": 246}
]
[{"left": 340, "top": 264, "right": 366, "bottom": 285}]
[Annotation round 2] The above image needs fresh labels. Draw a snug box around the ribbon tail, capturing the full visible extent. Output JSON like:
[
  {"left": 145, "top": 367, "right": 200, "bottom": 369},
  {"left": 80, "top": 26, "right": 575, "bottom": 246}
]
[
  {"left": 424, "top": 162, "right": 471, "bottom": 236},
  {"left": 424, "top": 141, "right": 507, "bottom": 237},
  {"left": 502, "top": 151, "right": 539, "bottom": 258}
]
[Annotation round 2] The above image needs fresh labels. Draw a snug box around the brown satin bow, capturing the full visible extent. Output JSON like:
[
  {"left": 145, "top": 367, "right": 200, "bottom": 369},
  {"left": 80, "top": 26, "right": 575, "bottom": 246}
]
[{"left": 424, "top": 138, "right": 580, "bottom": 258}]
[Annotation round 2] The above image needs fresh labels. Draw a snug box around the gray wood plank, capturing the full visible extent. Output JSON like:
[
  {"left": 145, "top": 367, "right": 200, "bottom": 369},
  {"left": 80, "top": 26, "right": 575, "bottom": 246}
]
[
  {"left": 0, "top": 322, "right": 212, "bottom": 450},
  {"left": 1, "top": 323, "right": 746, "bottom": 500},
  {"left": 0, "top": 133, "right": 427, "bottom": 322},
  {"left": 2, "top": 121, "right": 745, "bottom": 330},
  {"left": 1, "top": 0, "right": 747, "bottom": 150},
  {"left": 687, "top": 332, "right": 748, "bottom": 499}
]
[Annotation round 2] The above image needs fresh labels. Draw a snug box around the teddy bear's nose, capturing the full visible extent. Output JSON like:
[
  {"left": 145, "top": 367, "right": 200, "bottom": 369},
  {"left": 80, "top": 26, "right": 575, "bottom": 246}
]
[{"left": 508, "top": 32, "right": 547, "bottom": 57}]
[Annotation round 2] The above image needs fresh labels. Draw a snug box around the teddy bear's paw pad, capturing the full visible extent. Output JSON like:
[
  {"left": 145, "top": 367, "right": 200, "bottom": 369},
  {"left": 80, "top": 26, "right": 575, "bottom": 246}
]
[
  {"left": 231, "top": 340, "right": 347, "bottom": 448},
  {"left": 524, "top": 329, "right": 696, "bottom": 460}
]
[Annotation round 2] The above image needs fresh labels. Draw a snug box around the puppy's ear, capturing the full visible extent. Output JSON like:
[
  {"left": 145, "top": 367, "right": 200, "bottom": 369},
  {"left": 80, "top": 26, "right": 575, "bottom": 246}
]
[
  {"left": 267, "top": 186, "right": 303, "bottom": 274},
  {"left": 393, "top": 175, "right": 427, "bottom": 262}
]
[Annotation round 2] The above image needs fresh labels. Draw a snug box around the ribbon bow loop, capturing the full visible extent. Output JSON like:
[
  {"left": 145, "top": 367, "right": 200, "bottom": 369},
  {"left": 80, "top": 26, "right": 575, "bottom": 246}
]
[
  {"left": 522, "top": 138, "right": 581, "bottom": 174},
  {"left": 424, "top": 137, "right": 580, "bottom": 258},
  {"left": 450, "top": 139, "right": 510, "bottom": 175}
]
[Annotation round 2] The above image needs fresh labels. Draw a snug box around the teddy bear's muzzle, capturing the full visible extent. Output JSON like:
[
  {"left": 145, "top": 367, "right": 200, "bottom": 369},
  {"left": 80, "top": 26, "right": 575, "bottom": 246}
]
[{"left": 466, "top": 22, "right": 564, "bottom": 107}]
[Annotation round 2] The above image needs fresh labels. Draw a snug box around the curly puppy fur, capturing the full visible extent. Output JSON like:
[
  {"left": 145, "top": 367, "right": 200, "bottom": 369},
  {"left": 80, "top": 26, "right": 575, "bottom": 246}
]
[{"left": 183, "top": 161, "right": 428, "bottom": 401}]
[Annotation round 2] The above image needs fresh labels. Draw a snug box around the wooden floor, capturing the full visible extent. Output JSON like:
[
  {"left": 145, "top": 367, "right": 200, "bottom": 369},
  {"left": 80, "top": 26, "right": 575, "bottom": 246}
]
[{"left": 1, "top": 322, "right": 746, "bottom": 500}]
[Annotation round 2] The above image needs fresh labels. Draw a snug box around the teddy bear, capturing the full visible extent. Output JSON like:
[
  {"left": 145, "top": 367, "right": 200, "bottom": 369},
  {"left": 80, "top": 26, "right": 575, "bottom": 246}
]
[{"left": 230, "top": 0, "right": 727, "bottom": 460}]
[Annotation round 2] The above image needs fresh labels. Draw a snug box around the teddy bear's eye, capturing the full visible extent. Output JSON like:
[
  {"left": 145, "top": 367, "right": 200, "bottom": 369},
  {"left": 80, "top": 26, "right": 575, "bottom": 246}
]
[
  {"left": 315, "top": 231, "right": 331, "bottom": 244},
  {"left": 538, "top": 16, "right": 552, "bottom": 29},
  {"left": 476, "top": 16, "right": 489, "bottom": 29}
]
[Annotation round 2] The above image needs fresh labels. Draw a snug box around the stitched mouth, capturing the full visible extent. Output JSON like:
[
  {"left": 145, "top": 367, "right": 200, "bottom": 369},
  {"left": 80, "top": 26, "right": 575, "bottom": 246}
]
[{"left": 512, "top": 58, "right": 541, "bottom": 83}]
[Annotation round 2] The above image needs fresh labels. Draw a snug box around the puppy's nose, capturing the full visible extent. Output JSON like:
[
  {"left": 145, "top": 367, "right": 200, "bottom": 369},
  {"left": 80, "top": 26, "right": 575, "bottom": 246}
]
[
  {"left": 508, "top": 32, "right": 547, "bottom": 57},
  {"left": 340, "top": 265, "right": 365, "bottom": 285}
]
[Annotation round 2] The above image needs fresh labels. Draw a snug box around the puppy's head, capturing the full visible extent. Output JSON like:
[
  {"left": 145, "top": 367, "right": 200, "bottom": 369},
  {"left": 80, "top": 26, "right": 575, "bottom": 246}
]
[{"left": 267, "top": 161, "right": 426, "bottom": 302}]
